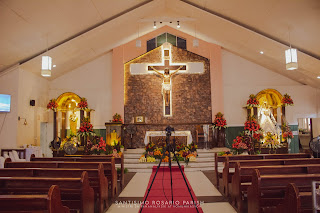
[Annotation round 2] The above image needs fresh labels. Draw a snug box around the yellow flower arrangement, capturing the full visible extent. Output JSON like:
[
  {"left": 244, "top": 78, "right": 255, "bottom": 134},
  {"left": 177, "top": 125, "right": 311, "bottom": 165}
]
[
  {"left": 139, "top": 155, "right": 146, "bottom": 163},
  {"left": 146, "top": 156, "right": 156, "bottom": 162},
  {"left": 263, "top": 132, "right": 281, "bottom": 149}
]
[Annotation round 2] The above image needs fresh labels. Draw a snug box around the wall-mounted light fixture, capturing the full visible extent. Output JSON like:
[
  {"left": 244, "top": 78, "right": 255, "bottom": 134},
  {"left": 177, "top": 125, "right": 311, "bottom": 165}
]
[
  {"left": 153, "top": 21, "right": 157, "bottom": 29},
  {"left": 177, "top": 21, "right": 181, "bottom": 28}
]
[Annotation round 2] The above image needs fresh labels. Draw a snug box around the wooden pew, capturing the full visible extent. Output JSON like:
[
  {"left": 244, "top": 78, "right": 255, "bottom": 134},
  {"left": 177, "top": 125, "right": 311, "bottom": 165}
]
[
  {"left": 64, "top": 154, "right": 125, "bottom": 190},
  {"left": 222, "top": 156, "right": 316, "bottom": 196},
  {"left": 214, "top": 153, "right": 311, "bottom": 188},
  {"left": 214, "top": 153, "right": 263, "bottom": 187},
  {"left": 0, "top": 171, "right": 94, "bottom": 213},
  {"left": 247, "top": 169, "right": 320, "bottom": 213},
  {"left": 274, "top": 183, "right": 313, "bottom": 213},
  {"left": 0, "top": 164, "right": 108, "bottom": 213},
  {"left": 5, "top": 160, "right": 117, "bottom": 198},
  {"left": 0, "top": 185, "right": 70, "bottom": 213},
  {"left": 31, "top": 154, "right": 125, "bottom": 190},
  {"left": 231, "top": 163, "right": 320, "bottom": 212}
]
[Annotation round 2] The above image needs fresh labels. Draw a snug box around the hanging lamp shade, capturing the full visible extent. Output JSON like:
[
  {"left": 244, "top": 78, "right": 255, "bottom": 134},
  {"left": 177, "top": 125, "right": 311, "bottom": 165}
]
[
  {"left": 41, "top": 56, "right": 52, "bottom": 77},
  {"left": 285, "top": 48, "right": 298, "bottom": 70}
]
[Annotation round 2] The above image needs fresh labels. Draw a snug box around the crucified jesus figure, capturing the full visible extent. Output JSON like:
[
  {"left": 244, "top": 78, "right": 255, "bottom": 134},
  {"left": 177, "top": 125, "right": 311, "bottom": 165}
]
[{"left": 149, "top": 65, "right": 184, "bottom": 106}]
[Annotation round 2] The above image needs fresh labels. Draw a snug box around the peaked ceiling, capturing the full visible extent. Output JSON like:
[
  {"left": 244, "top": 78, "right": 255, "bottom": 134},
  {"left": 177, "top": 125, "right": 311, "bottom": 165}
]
[{"left": 0, "top": 0, "right": 319, "bottom": 88}]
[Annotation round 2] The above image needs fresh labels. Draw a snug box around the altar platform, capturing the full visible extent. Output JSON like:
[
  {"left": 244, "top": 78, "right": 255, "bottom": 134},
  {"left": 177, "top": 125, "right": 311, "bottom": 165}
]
[{"left": 122, "top": 147, "right": 230, "bottom": 173}]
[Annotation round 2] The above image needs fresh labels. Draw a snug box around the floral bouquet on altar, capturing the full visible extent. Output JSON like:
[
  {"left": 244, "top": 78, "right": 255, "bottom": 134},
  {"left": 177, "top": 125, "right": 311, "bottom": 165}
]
[
  {"left": 88, "top": 136, "right": 123, "bottom": 156},
  {"left": 112, "top": 113, "right": 123, "bottom": 123},
  {"left": 212, "top": 112, "right": 227, "bottom": 130},
  {"left": 282, "top": 123, "right": 294, "bottom": 141},
  {"left": 232, "top": 132, "right": 254, "bottom": 154},
  {"left": 282, "top": 93, "right": 294, "bottom": 106},
  {"left": 263, "top": 132, "right": 281, "bottom": 150},
  {"left": 77, "top": 117, "right": 96, "bottom": 137},
  {"left": 246, "top": 94, "right": 259, "bottom": 108},
  {"left": 244, "top": 117, "right": 261, "bottom": 132},
  {"left": 232, "top": 116, "right": 263, "bottom": 155},
  {"left": 47, "top": 99, "right": 58, "bottom": 111},
  {"left": 77, "top": 97, "right": 88, "bottom": 110},
  {"left": 140, "top": 142, "right": 197, "bottom": 164}
]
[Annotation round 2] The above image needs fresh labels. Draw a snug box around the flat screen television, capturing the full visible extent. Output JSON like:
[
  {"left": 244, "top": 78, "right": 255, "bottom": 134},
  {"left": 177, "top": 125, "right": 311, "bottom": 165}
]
[{"left": 0, "top": 94, "right": 11, "bottom": 112}]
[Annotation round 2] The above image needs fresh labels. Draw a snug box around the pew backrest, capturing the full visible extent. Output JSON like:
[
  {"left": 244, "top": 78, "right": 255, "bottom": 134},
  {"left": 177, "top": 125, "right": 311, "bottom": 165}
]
[{"left": 0, "top": 185, "right": 70, "bottom": 213}]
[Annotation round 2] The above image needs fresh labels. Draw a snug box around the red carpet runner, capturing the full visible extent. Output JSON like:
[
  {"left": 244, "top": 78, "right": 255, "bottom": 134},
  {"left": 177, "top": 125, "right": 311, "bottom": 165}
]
[{"left": 139, "top": 166, "right": 204, "bottom": 213}]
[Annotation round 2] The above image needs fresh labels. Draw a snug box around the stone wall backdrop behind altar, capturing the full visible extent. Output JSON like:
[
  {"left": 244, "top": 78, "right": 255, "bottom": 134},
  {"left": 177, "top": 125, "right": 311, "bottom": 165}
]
[{"left": 124, "top": 44, "right": 211, "bottom": 148}]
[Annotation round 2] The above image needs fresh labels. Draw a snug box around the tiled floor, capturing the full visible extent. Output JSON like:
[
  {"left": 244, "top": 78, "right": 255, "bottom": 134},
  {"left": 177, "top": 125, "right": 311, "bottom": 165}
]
[
  {"left": 118, "top": 173, "right": 151, "bottom": 197},
  {"left": 106, "top": 170, "right": 236, "bottom": 213}
]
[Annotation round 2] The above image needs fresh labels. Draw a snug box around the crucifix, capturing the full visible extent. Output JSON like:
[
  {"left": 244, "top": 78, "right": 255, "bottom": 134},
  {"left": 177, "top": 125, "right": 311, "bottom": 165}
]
[
  {"left": 129, "top": 42, "right": 205, "bottom": 117},
  {"left": 148, "top": 47, "right": 186, "bottom": 116}
]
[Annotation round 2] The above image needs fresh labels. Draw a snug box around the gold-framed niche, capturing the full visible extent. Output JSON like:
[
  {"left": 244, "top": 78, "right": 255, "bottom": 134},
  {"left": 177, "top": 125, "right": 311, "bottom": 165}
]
[
  {"left": 53, "top": 92, "right": 93, "bottom": 146},
  {"left": 246, "top": 89, "right": 289, "bottom": 153}
]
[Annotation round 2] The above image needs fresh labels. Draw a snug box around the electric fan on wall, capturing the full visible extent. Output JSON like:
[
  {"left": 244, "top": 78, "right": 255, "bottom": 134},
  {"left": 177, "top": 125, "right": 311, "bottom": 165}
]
[
  {"left": 309, "top": 136, "right": 320, "bottom": 158},
  {"left": 126, "top": 124, "right": 137, "bottom": 149}
]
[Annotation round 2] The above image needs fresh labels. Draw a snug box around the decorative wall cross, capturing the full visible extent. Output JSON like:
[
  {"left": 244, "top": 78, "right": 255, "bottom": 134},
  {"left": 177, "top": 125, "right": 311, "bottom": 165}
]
[
  {"left": 129, "top": 42, "right": 205, "bottom": 117},
  {"left": 147, "top": 47, "right": 186, "bottom": 116}
]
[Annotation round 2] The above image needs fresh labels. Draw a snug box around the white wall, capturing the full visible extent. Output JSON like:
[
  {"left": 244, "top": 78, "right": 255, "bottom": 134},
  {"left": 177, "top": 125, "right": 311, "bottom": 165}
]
[
  {"left": 222, "top": 50, "right": 319, "bottom": 126},
  {"left": 49, "top": 52, "right": 113, "bottom": 129},
  {"left": 17, "top": 69, "right": 49, "bottom": 147},
  {"left": 0, "top": 67, "right": 19, "bottom": 148}
]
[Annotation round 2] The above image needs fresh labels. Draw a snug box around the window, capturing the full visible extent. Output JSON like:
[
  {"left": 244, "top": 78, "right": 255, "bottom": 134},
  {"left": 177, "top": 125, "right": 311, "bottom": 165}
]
[{"left": 147, "top": 33, "right": 186, "bottom": 52}]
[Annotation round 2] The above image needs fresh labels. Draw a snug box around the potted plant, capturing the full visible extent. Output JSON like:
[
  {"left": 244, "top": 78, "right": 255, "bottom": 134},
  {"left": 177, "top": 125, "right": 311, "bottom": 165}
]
[{"left": 120, "top": 145, "right": 124, "bottom": 153}]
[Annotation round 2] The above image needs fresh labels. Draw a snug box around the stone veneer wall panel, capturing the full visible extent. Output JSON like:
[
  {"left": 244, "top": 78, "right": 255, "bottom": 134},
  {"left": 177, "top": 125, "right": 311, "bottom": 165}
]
[{"left": 124, "top": 44, "right": 211, "bottom": 147}]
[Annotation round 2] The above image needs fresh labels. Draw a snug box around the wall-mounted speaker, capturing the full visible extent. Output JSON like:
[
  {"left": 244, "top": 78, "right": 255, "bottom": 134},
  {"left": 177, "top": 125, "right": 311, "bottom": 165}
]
[{"left": 30, "top": 100, "right": 35, "bottom": 106}]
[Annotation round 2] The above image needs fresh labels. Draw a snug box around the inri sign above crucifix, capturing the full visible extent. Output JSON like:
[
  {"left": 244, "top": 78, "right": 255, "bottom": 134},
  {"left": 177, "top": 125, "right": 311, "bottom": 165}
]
[{"left": 130, "top": 42, "right": 204, "bottom": 117}]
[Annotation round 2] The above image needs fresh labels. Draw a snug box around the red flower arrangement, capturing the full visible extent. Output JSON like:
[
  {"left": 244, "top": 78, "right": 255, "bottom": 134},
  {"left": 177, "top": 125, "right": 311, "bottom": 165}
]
[
  {"left": 112, "top": 113, "right": 123, "bottom": 123},
  {"left": 253, "top": 132, "right": 264, "bottom": 141},
  {"left": 246, "top": 94, "right": 259, "bottom": 107},
  {"left": 90, "top": 137, "right": 108, "bottom": 154},
  {"left": 47, "top": 99, "right": 58, "bottom": 111},
  {"left": 232, "top": 133, "right": 254, "bottom": 153},
  {"left": 212, "top": 112, "right": 227, "bottom": 130},
  {"left": 77, "top": 118, "right": 95, "bottom": 137},
  {"left": 78, "top": 98, "right": 88, "bottom": 110},
  {"left": 282, "top": 123, "right": 294, "bottom": 140},
  {"left": 232, "top": 117, "right": 263, "bottom": 155},
  {"left": 244, "top": 118, "right": 261, "bottom": 132},
  {"left": 282, "top": 93, "right": 294, "bottom": 106},
  {"left": 98, "top": 137, "right": 107, "bottom": 152}
]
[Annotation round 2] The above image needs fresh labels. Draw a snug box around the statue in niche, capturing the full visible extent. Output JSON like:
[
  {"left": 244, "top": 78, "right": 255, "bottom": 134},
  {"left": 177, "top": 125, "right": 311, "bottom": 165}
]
[
  {"left": 149, "top": 66, "right": 183, "bottom": 106},
  {"left": 258, "top": 102, "right": 280, "bottom": 136},
  {"left": 69, "top": 110, "right": 78, "bottom": 135}
]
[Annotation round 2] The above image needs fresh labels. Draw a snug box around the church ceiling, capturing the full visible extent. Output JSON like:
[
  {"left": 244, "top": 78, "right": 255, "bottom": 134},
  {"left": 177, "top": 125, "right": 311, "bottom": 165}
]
[{"left": 0, "top": 0, "right": 319, "bottom": 88}]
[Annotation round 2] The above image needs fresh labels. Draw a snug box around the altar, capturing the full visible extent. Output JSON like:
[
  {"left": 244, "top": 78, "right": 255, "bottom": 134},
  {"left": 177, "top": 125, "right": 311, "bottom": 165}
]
[{"left": 144, "top": 131, "right": 193, "bottom": 145}]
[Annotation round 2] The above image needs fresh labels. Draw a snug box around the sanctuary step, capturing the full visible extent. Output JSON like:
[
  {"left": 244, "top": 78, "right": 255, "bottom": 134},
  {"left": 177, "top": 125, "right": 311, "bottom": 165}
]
[{"left": 122, "top": 147, "right": 229, "bottom": 173}]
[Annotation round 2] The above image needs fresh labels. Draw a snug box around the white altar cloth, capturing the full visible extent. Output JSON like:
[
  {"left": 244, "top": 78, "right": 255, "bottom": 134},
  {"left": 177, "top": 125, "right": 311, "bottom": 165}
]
[
  {"left": 144, "top": 131, "right": 193, "bottom": 145},
  {"left": 26, "top": 146, "right": 42, "bottom": 161}
]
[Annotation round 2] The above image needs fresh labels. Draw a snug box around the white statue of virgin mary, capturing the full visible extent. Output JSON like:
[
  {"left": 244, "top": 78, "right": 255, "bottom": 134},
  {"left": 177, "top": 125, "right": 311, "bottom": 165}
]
[{"left": 258, "top": 103, "right": 279, "bottom": 135}]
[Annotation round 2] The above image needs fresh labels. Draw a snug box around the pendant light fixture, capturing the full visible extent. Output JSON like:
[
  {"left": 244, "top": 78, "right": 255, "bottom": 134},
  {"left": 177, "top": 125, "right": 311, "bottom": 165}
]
[
  {"left": 285, "top": 47, "right": 298, "bottom": 70},
  {"left": 285, "top": 29, "right": 298, "bottom": 70},
  {"left": 41, "top": 35, "right": 52, "bottom": 77}
]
